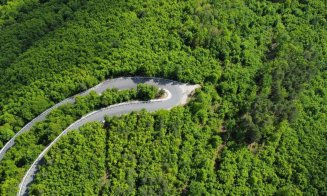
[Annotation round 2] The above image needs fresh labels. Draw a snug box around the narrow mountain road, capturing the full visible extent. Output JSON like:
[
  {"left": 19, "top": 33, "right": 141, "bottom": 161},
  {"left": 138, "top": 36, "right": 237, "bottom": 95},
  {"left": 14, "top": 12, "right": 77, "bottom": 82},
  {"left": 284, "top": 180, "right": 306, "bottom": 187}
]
[{"left": 16, "top": 77, "right": 199, "bottom": 196}]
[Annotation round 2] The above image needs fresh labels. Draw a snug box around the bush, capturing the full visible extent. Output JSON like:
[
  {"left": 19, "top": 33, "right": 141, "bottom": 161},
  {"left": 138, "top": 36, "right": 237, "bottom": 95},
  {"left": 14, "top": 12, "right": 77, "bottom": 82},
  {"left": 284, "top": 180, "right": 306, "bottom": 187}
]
[{"left": 136, "top": 84, "right": 159, "bottom": 101}]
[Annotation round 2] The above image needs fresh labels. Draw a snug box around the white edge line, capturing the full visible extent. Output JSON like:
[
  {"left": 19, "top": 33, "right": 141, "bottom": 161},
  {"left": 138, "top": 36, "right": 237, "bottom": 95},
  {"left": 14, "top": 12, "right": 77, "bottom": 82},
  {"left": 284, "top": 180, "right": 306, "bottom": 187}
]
[{"left": 18, "top": 88, "right": 172, "bottom": 196}]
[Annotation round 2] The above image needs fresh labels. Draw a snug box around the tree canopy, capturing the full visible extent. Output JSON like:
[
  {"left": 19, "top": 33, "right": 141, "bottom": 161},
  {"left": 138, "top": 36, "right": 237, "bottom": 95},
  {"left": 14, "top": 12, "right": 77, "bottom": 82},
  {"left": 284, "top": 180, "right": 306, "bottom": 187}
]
[{"left": 0, "top": 0, "right": 326, "bottom": 195}]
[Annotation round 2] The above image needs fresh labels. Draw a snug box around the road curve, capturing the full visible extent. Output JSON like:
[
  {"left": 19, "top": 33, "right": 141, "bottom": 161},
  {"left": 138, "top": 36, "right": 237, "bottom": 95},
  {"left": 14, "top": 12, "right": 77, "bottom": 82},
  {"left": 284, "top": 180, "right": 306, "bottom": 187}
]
[
  {"left": 0, "top": 77, "right": 196, "bottom": 162},
  {"left": 17, "top": 77, "right": 199, "bottom": 196}
]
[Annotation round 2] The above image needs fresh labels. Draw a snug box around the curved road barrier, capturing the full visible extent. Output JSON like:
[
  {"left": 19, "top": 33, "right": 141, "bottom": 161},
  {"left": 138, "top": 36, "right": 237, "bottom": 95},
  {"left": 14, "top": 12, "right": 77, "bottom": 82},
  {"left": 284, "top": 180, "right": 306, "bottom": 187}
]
[{"left": 16, "top": 77, "right": 199, "bottom": 195}]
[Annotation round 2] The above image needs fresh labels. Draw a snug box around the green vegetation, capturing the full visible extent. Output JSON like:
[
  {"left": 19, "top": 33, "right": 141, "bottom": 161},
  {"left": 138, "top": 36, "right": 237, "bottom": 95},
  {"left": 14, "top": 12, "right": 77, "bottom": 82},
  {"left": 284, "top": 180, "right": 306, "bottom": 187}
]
[
  {"left": 136, "top": 83, "right": 161, "bottom": 100},
  {"left": 30, "top": 122, "right": 106, "bottom": 195},
  {"left": 30, "top": 105, "right": 223, "bottom": 195},
  {"left": 29, "top": 75, "right": 327, "bottom": 194},
  {"left": 0, "top": 87, "right": 160, "bottom": 194},
  {"left": 0, "top": 0, "right": 326, "bottom": 195}
]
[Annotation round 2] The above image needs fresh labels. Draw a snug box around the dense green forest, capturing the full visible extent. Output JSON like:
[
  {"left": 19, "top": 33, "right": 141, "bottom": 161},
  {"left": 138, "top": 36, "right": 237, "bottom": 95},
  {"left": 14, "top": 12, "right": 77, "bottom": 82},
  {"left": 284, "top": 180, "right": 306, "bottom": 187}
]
[
  {"left": 0, "top": 0, "right": 326, "bottom": 195},
  {"left": 30, "top": 76, "right": 326, "bottom": 195},
  {"left": 30, "top": 122, "right": 107, "bottom": 195},
  {"left": 0, "top": 85, "right": 160, "bottom": 194}
]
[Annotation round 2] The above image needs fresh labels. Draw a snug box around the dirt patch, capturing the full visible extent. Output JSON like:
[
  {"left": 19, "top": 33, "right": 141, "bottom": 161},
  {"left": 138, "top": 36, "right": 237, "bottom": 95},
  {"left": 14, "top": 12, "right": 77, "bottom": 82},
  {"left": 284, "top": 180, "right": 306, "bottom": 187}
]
[{"left": 180, "top": 84, "right": 201, "bottom": 105}]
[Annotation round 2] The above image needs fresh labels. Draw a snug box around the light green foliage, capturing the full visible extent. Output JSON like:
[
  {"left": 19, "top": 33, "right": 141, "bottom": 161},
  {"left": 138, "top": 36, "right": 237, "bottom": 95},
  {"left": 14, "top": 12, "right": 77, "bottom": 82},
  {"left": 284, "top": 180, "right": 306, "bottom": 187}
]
[
  {"left": 30, "top": 122, "right": 106, "bottom": 195},
  {"left": 136, "top": 84, "right": 159, "bottom": 100},
  {"left": 0, "top": 124, "right": 14, "bottom": 147},
  {"left": 0, "top": 0, "right": 325, "bottom": 195},
  {"left": 31, "top": 108, "right": 223, "bottom": 194},
  {"left": 0, "top": 88, "right": 137, "bottom": 194}
]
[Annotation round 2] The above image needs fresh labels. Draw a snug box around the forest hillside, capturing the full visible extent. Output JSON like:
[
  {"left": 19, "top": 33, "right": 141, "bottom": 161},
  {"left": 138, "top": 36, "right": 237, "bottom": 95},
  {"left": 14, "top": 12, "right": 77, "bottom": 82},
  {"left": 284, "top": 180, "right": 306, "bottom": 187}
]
[{"left": 0, "top": 0, "right": 326, "bottom": 195}]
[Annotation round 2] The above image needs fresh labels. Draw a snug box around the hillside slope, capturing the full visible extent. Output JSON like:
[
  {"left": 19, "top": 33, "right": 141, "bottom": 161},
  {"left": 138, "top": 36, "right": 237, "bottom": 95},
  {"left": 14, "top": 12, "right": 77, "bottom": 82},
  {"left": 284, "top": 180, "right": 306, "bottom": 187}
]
[{"left": 0, "top": 0, "right": 325, "bottom": 195}]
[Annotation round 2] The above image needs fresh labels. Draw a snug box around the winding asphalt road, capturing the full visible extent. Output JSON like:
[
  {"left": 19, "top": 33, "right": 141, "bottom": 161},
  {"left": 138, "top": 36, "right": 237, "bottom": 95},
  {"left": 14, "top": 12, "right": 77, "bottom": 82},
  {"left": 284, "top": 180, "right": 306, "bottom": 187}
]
[{"left": 16, "top": 77, "right": 199, "bottom": 196}]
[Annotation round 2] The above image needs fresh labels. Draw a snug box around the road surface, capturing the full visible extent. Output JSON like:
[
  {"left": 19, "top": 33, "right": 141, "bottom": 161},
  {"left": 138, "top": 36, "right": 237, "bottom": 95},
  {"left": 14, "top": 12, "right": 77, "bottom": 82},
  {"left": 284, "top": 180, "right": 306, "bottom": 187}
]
[{"left": 17, "top": 77, "right": 199, "bottom": 195}]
